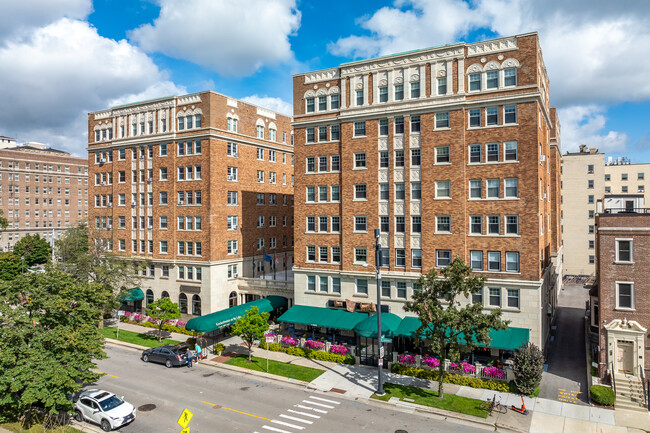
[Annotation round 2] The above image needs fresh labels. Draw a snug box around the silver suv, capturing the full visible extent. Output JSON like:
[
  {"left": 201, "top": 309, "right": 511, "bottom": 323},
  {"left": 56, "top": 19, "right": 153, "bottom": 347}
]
[{"left": 74, "top": 389, "right": 136, "bottom": 431}]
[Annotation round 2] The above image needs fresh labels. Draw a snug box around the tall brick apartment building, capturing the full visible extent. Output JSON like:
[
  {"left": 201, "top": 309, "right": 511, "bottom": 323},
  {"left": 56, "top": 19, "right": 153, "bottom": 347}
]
[
  {"left": 0, "top": 141, "right": 88, "bottom": 251},
  {"left": 87, "top": 92, "right": 294, "bottom": 316},
  {"left": 291, "top": 32, "right": 562, "bottom": 349}
]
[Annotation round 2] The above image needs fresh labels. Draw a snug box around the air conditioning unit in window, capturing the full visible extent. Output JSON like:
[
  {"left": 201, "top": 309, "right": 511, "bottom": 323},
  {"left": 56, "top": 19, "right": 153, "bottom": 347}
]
[
  {"left": 131, "top": 202, "right": 136, "bottom": 208},
  {"left": 99, "top": 158, "right": 106, "bottom": 164},
  {"left": 232, "top": 224, "right": 238, "bottom": 230},
  {"left": 227, "top": 175, "right": 234, "bottom": 181},
  {"left": 101, "top": 181, "right": 106, "bottom": 186},
  {"left": 540, "top": 155, "right": 546, "bottom": 162},
  {"left": 147, "top": 178, "right": 153, "bottom": 183},
  {"left": 108, "top": 203, "right": 112, "bottom": 208},
  {"left": 232, "top": 249, "right": 238, "bottom": 254}
]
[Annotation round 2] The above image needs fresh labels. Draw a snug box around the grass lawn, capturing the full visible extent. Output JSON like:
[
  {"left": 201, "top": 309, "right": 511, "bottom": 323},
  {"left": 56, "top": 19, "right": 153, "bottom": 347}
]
[
  {"left": 101, "top": 326, "right": 182, "bottom": 348},
  {"left": 1, "top": 422, "right": 83, "bottom": 433},
  {"left": 371, "top": 382, "right": 488, "bottom": 418},
  {"left": 225, "top": 354, "right": 325, "bottom": 382}
]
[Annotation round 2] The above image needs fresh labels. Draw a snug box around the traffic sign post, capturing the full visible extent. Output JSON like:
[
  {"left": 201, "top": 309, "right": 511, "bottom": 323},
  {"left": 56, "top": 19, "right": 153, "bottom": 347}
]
[
  {"left": 116, "top": 310, "right": 124, "bottom": 340},
  {"left": 177, "top": 408, "right": 193, "bottom": 430},
  {"left": 265, "top": 334, "right": 275, "bottom": 373}
]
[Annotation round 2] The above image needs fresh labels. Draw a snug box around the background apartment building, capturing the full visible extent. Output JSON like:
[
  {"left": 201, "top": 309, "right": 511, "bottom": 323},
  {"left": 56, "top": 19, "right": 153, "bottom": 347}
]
[
  {"left": 561, "top": 146, "right": 648, "bottom": 276},
  {"left": 0, "top": 140, "right": 88, "bottom": 251},
  {"left": 88, "top": 92, "right": 294, "bottom": 316},
  {"left": 292, "top": 32, "right": 562, "bottom": 349}
]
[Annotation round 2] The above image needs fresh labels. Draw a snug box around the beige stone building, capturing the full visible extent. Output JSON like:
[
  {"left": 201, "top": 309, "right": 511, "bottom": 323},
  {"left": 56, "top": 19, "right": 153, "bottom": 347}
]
[{"left": 0, "top": 141, "right": 88, "bottom": 252}]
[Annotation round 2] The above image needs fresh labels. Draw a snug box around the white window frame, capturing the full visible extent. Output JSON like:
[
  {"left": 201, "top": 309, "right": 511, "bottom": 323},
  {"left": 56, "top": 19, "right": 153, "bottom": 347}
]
[
  {"left": 616, "top": 281, "right": 635, "bottom": 310},
  {"left": 616, "top": 238, "right": 634, "bottom": 263}
]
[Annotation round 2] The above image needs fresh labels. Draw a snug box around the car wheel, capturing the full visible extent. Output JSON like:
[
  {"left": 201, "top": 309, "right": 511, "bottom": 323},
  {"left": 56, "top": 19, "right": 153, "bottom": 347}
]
[
  {"left": 165, "top": 359, "right": 172, "bottom": 368},
  {"left": 74, "top": 410, "right": 83, "bottom": 422},
  {"left": 100, "top": 418, "right": 112, "bottom": 432},
  {"left": 143, "top": 354, "right": 149, "bottom": 363}
]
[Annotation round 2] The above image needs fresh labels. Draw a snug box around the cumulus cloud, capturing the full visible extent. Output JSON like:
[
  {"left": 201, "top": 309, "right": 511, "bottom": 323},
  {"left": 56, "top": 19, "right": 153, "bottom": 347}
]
[
  {"left": 129, "top": 0, "right": 301, "bottom": 76},
  {"left": 0, "top": 0, "right": 92, "bottom": 40},
  {"left": 558, "top": 105, "right": 629, "bottom": 154},
  {"left": 241, "top": 95, "right": 293, "bottom": 117},
  {"left": 0, "top": 18, "right": 185, "bottom": 156}
]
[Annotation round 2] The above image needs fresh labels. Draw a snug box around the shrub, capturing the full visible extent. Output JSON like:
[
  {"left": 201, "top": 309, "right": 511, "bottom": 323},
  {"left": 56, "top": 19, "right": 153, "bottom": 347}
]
[
  {"left": 390, "top": 363, "right": 511, "bottom": 392},
  {"left": 259, "top": 341, "right": 354, "bottom": 365},
  {"left": 590, "top": 385, "right": 615, "bottom": 406},
  {"left": 215, "top": 343, "right": 226, "bottom": 354},
  {"left": 513, "top": 342, "right": 545, "bottom": 396},
  {"left": 120, "top": 316, "right": 129, "bottom": 322}
]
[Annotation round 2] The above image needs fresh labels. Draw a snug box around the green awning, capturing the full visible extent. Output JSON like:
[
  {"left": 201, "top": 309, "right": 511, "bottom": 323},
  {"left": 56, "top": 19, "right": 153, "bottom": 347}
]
[
  {"left": 118, "top": 287, "right": 144, "bottom": 302},
  {"left": 277, "top": 305, "right": 367, "bottom": 330},
  {"left": 185, "top": 296, "right": 287, "bottom": 333},
  {"left": 394, "top": 316, "right": 422, "bottom": 338},
  {"left": 353, "top": 312, "right": 402, "bottom": 338}
]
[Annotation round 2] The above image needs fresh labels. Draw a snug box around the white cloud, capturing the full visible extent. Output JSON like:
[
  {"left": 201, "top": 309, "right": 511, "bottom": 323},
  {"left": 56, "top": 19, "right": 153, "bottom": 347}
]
[
  {"left": 0, "top": 18, "right": 185, "bottom": 156},
  {"left": 129, "top": 0, "right": 301, "bottom": 76},
  {"left": 241, "top": 95, "right": 293, "bottom": 117},
  {"left": 0, "top": 0, "right": 92, "bottom": 40},
  {"left": 558, "top": 105, "right": 629, "bottom": 154}
]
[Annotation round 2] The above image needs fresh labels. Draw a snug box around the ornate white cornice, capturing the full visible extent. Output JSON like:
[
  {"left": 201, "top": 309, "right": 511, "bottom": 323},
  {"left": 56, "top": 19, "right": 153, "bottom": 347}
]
[
  {"left": 604, "top": 318, "right": 647, "bottom": 333},
  {"left": 304, "top": 68, "right": 339, "bottom": 84},
  {"left": 340, "top": 47, "right": 464, "bottom": 76},
  {"left": 257, "top": 107, "right": 277, "bottom": 120},
  {"left": 177, "top": 94, "right": 202, "bottom": 106},
  {"left": 467, "top": 37, "right": 518, "bottom": 57}
]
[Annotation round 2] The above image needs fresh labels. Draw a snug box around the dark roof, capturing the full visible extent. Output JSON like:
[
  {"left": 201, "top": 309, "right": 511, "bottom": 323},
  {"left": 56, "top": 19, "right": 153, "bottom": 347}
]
[{"left": 5, "top": 145, "right": 69, "bottom": 155}]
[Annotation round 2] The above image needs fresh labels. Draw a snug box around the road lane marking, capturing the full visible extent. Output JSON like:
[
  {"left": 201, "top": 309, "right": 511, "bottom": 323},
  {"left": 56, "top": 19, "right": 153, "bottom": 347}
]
[
  {"left": 92, "top": 370, "right": 118, "bottom": 379},
  {"left": 201, "top": 401, "right": 270, "bottom": 421},
  {"left": 271, "top": 420, "right": 305, "bottom": 430},
  {"left": 262, "top": 426, "right": 292, "bottom": 433},
  {"left": 279, "top": 414, "right": 313, "bottom": 424},
  {"left": 287, "top": 409, "right": 320, "bottom": 419},
  {"left": 301, "top": 400, "right": 334, "bottom": 409},
  {"left": 295, "top": 404, "right": 327, "bottom": 414},
  {"left": 309, "top": 396, "right": 340, "bottom": 404}
]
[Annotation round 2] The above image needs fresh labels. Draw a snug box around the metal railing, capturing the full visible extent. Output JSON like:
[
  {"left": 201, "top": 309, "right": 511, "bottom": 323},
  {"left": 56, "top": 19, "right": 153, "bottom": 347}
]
[
  {"left": 640, "top": 365, "right": 648, "bottom": 411},
  {"left": 610, "top": 362, "right": 616, "bottom": 396},
  {"left": 603, "top": 208, "right": 650, "bottom": 215}
]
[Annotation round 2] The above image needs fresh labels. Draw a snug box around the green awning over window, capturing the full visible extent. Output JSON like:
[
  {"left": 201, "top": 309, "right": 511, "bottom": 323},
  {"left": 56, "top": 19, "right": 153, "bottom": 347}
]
[
  {"left": 353, "top": 312, "right": 403, "bottom": 338},
  {"left": 118, "top": 287, "right": 144, "bottom": 302},
  {"left": 185, "top": 296, "right": 287, "bottom": 333},
  {"left": 277, "top": 305, "right": 367, "bottom": 330},
  {"left": 394, "top": 316, "right": 422, "bottom": 338}
]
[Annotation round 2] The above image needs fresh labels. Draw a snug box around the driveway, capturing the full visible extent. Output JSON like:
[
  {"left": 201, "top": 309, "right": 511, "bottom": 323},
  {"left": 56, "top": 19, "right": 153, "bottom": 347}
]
[{"left": 538, "top": 284, "right": 589, "bottom": 404}]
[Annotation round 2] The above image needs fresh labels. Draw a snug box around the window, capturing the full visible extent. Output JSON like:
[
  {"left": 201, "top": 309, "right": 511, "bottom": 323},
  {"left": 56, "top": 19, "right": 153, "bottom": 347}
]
[
  {"left": 507, "top": 289, "right": 520, "bottom": 308},
  {"left": 588, "top": 195, "right": 594, "bottom": 204},
  {"left": 356, "top": 89, "right": 364, "bottom": 106},
  {"left": 380, "top": 183, "right": 389, "bottom": 200},
  {"left": 319, "top": 247, "right": 328, "bottom": 263},
  {"left": 487, "top": 143, "right": 499, "bottom": 162},
  {"left": 411, "top": 116, "right": 420, "bottom": 133},
  {"left": 411, "top": 250, "right": 422, "bottom": 268},
  {"left": 318, "top": 96, "right": 327, "bottom": 111},
  {"left": 306, "top": 98, "right": 315, "bottom": 113},
  {"left": 306, "top": 216, "right": 316, "bottom": 232},
  {"left": 469, "top": 73, "right": 481, "bottom": 91},
  {"left": 332, "top": 247, "right": 341, "bottom": 263},
  {"left": 506, "top": 252, "right": 519, "bottom": 272},
  {"left": 622, "top": 173, "right": 628, "bottom": 180},
  {"left": 436, "top": 250, "right": 451, "bottom": 267},
  {"left": 379, "top": 119, "right": 389, "bottom": 136},
  {"left": 487, "top": 179, "right": 500, "bottom": 198},
  {"left": 435, "top": 180, "right": 450, "bottom": 198},
  {"left": 472, "top": 288, "right": 483, "bottom": 305},
  {"left": 470, "top": 251, "right": 483, "bottom": 270},
  {"left": 395, "top": 183, "right": 405, "bottom": 200},
  {"left": 489, "top": 288, "right": 501, "bottom": 306},
  {"left": 330, "top": 155, "right": 340, "bottom": 171},
  {"left": 617, "top": 240, "right": 633, "bottom": 262},
  {"left": 469, "top": 109, "right": 481, "bottom": 128},
  {"left": 394, "top": 117, "right": 404, "bottom": 134},
  {"left": 504, "top": 105, "right": 517, "bottom": 124},
  {"left": 435, "top": 146, "right": 450, "bottom": 163},
  {"left": 470, "top": 215, "right": 482, "bottom": 234},
  {"left": 394, "top": 282, "right": 407, "bottom": 299},
  {"left": 330, "top": 94, "right": 340, "bottom": 109},
  {"left": 160, "top": 241, "right": 168, "bottom": 254},
  {"left": 411, "top": 149, "right": 421, "bottom": 166},
  {"left": 318, "top": 127, "right": 327, "bottom": 142},
  {"left": 354, "top": 184, "right": 367, "bottom": 200},
  {"left": 394, "top": 216, "right": 405, "bottom": 233},
  {"left": 318, "top": 185, "right": 327, "bottom": 202},
  {"left": 411, "top": 216, "right": 422, "bottom": 233},
  {"left": 394, "top": 84, "right": 404, "bottom": 101},
  {"left": 410, "top": 81, "right": 420, "bottom": 98},
  {"left": 317, "top": 156, "right": 327, "bottom": 172},
  {"left": 639, "top": 173, "right": 645, "bottom": 180},
  {"left": 354, "top": 121, "right": 366, "bottom": 136},
  {"left": 331, "top": 125, "right": 340, "bottom": 140},
  {"left": 356, "top": 279, "right": 368, "bottom": 295},
  {"left": 379, "top": 86, "right": 388, "bottom": 102},
  {"left": 588, "top": 210, "right": 595, "bottom": 219},
  {"left": 506, "top": 215, "right": 519, "bottom": 234},
  {"left": 307, "top": 275, "right": 316, "bottom": 290},
  {"left": 588, "top": 179, "right": 594, "bottom": 189},
  {"left": 306, "top": 186, "right": 315, "bottom": 202},
  {"left": 436, "top": 215, "right": 450, "bottom": 233},
  {"left": 469, "top": 179, "right": 482, "bottom": 198},
  {"left": 589, "top": 240, "right": 595, "bottom": 249},
  {"left": 486, "top": 107, "right": 498, "bottom": 125},
  {"left": 227, "top": 142, "right": 238, "bottom": 157},
  {"left": 256, "top": 125, "right": 265, "bottom": 139},
  {"left": 318, "top": 216, "right": 328, "bottom": 232},
  {"left": 159, "top": 192, "right": 168, "bottom": 205},
  {"left": 355, "top": 153, "right": 367, "bottom": 168},
  {"left": 395, "top": 150, "right": 405, "bottom": 167},
  {"left": 331, "top": 185, "right": 340, "bottom": 201},
  {"left": 622, "top": 186, "right": 628, "bottom": 193},
  {"left": 381, "top": 281, "right": 391, "bottom": 298},
  {"left": 306, "top": 128, "right": 315, "bottom": 143},
  {"left": 504, "top": 68, "right": 517, "bottom": 86},
  {"left": 617, "top": 282, "right": 634, "bottom": 309},
  {"left": 639, "top": 185, "right": 646, "bottom": 193},
  {"left": 380, "top": 216, "right": 390, "bottom": 233},
  {"left": 395, "top": 249, "right": 406, "bottom": 267},
  {"left": 227, "top": 191, "right": 238, "bottom": 205},
  {"left": 505, "top": 141, "right": 517, "bottom": 161},
  {"left": 486, "top": 70, "right": 498, "bottom": 89},
  {"left": 589, "top": 225, "right": 594, "bottom": 234},
  {"left": 505, "top": 178, "right": 518, "bottom": 198},
  {"left": 437, "top": 77, "right": 447, "bottom": 95},
  {"left": 306, "top": 157, "right": 315, "bottom": 173},
  {"left": 355, "top": 216, "right": 367, "bottom": 232},
  {"left": 355, "top": 248, "right": 367, "bottom": 263},
  {"left": 436, "top": 112, "right": 449, "bottom": 129},
  {"left": 487, "top": 252, "right": 500, "bottom": 271}
]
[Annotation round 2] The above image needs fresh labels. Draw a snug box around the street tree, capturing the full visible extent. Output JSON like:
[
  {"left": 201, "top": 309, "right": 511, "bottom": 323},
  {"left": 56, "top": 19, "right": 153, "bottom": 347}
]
[
  {"left": 513, "top": 342, "right": 545, "bottom": 396},
  {"left": 405, "top": 257, "right": 509, "bottom": 397},
  {"left": 0, "top": 252, "right": 20, "bottom": 281},
  {"left": 13, "top": 234, "right": 51, "bottom": 268},
  {"left": 146, "top": 297, "right": 181, "bottom": 342},
  {"left": 230, "top": 306, "right": 269, "bottom": 361},
  {"left": 0, "top": 270, "right": 111, "bottom": 422},
  {"left": 0, "top": 210, "right": 7, "bottom": 230}
]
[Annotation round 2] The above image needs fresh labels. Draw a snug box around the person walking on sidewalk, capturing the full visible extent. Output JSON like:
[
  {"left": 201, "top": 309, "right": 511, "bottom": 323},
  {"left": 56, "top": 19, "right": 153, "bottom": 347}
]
[
  {"left": 186, "top": 348, "right": 193, "bottom": 368},
  {"left": 195, "top": 343, "right": 202, "bottom": 363}
]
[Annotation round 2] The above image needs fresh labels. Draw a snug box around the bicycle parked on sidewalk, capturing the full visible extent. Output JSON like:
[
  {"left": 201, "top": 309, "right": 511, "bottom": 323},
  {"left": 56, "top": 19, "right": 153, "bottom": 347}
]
[{"left": 479, "top": 395, "right": 507, "bottom": 415}]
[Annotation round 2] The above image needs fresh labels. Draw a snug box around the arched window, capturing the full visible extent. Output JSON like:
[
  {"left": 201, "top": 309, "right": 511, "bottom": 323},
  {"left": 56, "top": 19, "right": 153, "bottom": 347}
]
[
  {"left": 192, "top": 295, "right": 201, "bottom": 316},
  {"left": 229, "top": 291, "right": 238, "bottom": 308},
  {"left": 269, "top": 122, "right": 277, "bottom": 142},
  {"left": 161, "top": 291, "right": 170, "bottom": 299},
  {"left": 179, "top": 293, "right": 188, "bottom": 314},
  {"left": 146, "top": 289, "right": 154, "bottom": 306},
  {"left": 255, "top": 119, "right": 265, "bottom": 139}
]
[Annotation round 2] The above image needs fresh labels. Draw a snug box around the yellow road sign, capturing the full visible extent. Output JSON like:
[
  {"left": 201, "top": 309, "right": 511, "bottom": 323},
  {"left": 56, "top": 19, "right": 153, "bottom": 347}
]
[
  {"left": 177, "top": 408, "right": 193, "bottom": 429},
  {"left": 180, "top": 428, "right": 190, "bottom": 433}
]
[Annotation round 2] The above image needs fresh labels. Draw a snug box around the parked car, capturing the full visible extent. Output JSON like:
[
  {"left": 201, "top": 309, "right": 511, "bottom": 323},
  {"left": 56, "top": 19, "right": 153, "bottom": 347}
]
[
  {"left": 73, "top": 389, "right": 136, "bottom": 432},
  {"left": 141, "top": 344, "right": 189, "bottom": 368}
]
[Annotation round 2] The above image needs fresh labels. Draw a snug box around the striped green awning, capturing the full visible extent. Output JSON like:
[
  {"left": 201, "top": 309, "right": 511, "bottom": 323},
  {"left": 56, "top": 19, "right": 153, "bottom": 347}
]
[
  {"left": 277, "top": 305, "right": 367, "bottom": 330},
  {"left": 185, "top": 296, "right": 287, "bottom": 333}
]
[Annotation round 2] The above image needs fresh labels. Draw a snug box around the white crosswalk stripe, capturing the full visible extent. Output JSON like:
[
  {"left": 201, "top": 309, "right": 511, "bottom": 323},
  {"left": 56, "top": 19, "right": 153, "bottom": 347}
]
[
  {"left": 295, "top": 404, "right": 327, "bottom": 413},
  {"left": 309, "top": 396, "right": 340, "bottom": 404},
  {"left": 302, "top": 399, "right": 334, "bottom": 409},
  {"left": 271, "top": 419, "right": 305, "bottom": 430},
  {"left": 261, "top": 426, "right": 292, "bottom": 433},
  {"left": 279, "top": 414, "right": 313, "bottom": 424},
  {"left": 258, "top": 394, "right": 341, "bottom": 432},
  {"left": 286, "top": 409, "right": 320, "bottom": 419}
]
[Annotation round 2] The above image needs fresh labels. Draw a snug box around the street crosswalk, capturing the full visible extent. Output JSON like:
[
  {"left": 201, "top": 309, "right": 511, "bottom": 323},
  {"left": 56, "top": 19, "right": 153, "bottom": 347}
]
[{"left": 254, "top": 394, "right": 341, "bottom": 433}]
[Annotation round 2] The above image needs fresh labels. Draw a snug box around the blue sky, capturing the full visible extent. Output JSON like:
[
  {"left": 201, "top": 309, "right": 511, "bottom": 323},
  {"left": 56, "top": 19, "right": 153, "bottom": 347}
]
[{"left": 0, "top": 0, "right": 649, "bottom": 163}]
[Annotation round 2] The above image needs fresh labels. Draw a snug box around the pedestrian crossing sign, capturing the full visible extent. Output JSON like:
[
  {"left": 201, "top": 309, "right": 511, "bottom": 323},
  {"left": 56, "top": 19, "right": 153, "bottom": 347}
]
[
  {"left": 177, "top": 408, "right": 193, "bottom": 429},
  {"left": 180, "top": 428, "right": 190, "bottom": 433}
]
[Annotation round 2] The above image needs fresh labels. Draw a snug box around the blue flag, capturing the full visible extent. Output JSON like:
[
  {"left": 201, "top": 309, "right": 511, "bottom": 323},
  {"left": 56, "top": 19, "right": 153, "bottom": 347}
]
[{"left": 263, "top": 253, "right": 272, "bottom": 263}]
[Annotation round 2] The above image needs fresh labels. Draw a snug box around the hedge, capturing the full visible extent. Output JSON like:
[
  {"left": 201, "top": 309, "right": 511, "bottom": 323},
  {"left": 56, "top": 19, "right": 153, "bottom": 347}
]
[
  {"left": 259, "top": 342, "right": 355, "bottom": 365},
  {"left": 590, "top": 385, "right": 615, "bottom": 406},
  {"left": 390, "top": 363, "right": 514, "bottom": 393}
]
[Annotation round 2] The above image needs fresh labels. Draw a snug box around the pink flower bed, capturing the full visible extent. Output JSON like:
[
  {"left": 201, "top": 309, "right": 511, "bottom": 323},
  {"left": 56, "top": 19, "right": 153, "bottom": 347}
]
[
  {"left": 421, "top": 355, "right": 440, "bottom": 368},
  {"left": 176, "top": 320, "right": 187, "bottom": 327},
  {"left": 483, "top": 366, "right": 506, "bottom": 379},
  {"left": 399, "top": 354, "right": 416, "bottom": 365},
  {"left": 304, "top": 340, "right": 325, "bottom": 350},
  {"left": 330, "top": 344, "right": 349, "bottom": 355},
  {"left": 281, "top": 336, "right": 298, "bottom": 346}
]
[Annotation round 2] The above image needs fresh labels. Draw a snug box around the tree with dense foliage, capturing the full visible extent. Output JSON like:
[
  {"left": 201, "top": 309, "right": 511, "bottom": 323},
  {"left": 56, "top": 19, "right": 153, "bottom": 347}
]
[
  {"left": 513, "top": 342, "right": 545, "bottom": 396},
  {"left": 0, "top": 252, "right": 20, "bottom": 281},
  {"left": 405, "top": 257, "right": 509, "bottom": 397},
  {"left": 12, "top": 234, "right": 51, "bottom": 268},
  {"left": 231, "top": 306, "right": 270, "bottom": 361},
  {"left": 0, "top": 270, "right": 112, "bottom": 422},
  {"left": 0, "top": 210, "right": 8, "bottom": 231},
  {"left": 146, "top": 297, "right": 181, "bottom": 342}
]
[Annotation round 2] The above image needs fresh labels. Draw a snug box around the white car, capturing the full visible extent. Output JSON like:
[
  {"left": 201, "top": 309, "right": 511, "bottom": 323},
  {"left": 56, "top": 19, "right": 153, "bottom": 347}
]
[{"left": 74, "top": 389, "right": 136, "bottom": 431}]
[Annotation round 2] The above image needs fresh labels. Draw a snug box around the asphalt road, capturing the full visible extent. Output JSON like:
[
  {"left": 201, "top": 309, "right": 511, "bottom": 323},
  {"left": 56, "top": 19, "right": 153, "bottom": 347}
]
[{"left": 93, "top": 343, "right": 489, "bottom": 433}]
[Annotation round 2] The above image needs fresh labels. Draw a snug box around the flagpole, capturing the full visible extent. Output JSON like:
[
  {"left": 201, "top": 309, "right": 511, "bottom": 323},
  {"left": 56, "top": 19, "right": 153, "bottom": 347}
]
[
  {"left": 273, "top": 252, "right": 276, "bottom": 280},
  {"left": 284, "top": 252, "right": 288, "bottom": 281}
]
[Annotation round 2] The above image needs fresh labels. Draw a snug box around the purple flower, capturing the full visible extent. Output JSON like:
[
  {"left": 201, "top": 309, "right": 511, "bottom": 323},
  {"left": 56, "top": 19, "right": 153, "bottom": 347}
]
[
  {"left": 399, "top": 354, "right": 416, "bottom": 365},
  {"left": 305, "top": 340, "right": 325, "bottom": 350},
  {"left": 176, "top": 320, "right": 187, "bottom": 327},
  {"left": 483, "top": 366, "right": 506, "bottom": 379},
  {"left": 461, "top": 362, "right": 476, "bottom": 374},
  {"left": 282, "top": 336, "right": 298, "bottom": 346},
  {"left": 330, "top": 344, "right": 349, "bottom": 355},
  {"left": 421, "top": 355, "right": 440, "bottom": 368}
]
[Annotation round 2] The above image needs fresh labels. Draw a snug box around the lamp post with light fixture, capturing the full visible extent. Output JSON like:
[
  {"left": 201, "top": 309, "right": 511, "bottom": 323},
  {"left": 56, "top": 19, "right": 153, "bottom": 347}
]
[{"left": 362, "top": 228, "right": 384, "bottom": 396}]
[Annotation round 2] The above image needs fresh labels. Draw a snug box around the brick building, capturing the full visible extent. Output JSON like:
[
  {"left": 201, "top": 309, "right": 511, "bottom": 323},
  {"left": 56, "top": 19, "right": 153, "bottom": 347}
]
[
  {"left": 0, "top": 141, "right": 88, "bottom": 251},
  {"left": 87, "top": 92, "right": 294, "bottom": 316},
  {"left": 290, "top": 32, "right": 562, "bottom": 350}
]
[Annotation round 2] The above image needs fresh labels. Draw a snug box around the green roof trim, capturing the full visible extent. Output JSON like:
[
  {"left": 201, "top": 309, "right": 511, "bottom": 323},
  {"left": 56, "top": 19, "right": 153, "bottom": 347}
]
[
  {"left": 353, "top": 312, "right": 402, "bottom": 338},
  {"left": 277, "top": 305, "right": 367, "bottom": 330},
  {"left": 185, "top": 296, "right": 287, "bottom": 333},
  {"left": 118, "top": 287, "right": 144, "bottom": 302}
]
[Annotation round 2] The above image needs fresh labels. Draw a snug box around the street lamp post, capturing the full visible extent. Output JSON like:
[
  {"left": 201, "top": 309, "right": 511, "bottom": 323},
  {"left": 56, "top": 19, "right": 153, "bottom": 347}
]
[
  {"left": 363, "top": 228, "right": 384, "bottom": 396},
  {"left": 21, "top": 255, "right": 25, "bottom": 274}
]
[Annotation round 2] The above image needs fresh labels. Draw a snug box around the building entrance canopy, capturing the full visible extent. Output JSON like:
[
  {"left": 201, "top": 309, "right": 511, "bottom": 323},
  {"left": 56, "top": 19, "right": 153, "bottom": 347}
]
[
  {"left": 118, "top": 287, "right": 144, "bottom": 302},
  {"left": 277, "top": 305, "right": 367, "bottom": 330},
  {"left": 185, "top": 296, "right": 287, "bottom": 333}
]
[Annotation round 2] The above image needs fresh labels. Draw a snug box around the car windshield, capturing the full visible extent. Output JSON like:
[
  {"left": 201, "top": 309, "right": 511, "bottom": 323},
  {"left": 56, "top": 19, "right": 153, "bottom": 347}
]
[{"left": 99, "top": 395, "right": 124, "bottom": 412}]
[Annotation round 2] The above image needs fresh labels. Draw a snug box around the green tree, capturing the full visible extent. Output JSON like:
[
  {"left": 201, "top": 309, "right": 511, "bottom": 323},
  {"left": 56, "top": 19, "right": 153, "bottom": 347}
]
[
  {"left": 13, "top": 234, "right": 51, "bottom": 268},
  {"left": 0, "top": 252, "right": 20, "bottom": 281},
  {"left": 0, "top": 270, "right": 112, "bottom": 422},
  {"left": 404, "top": 257, "right": 509, "bottom": 397},
  {"left": 146, "top": 297, "right": 181, "bottom": 342},
  {"left": 231, "top": 306, "right": 269, "bottom": 361},
  {"left": 513, "top": 342, "right": 545, "bottom": 396},
  {"left": 0, "top": 209, "right": 8, "bottom": 231}
]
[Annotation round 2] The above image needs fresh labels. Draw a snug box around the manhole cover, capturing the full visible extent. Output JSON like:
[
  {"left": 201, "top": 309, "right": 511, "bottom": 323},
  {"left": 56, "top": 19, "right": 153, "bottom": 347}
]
[{"left": 138, "top": 404, "right": 156, "bottom": 412}]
